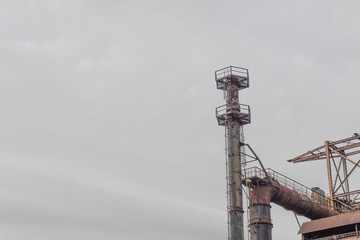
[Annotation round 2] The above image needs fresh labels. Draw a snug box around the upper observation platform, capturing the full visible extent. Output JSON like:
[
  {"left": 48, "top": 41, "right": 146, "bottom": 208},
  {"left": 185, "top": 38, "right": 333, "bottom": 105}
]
[{"left": 215, "top": 66, "right": 249, "bottom": 91}]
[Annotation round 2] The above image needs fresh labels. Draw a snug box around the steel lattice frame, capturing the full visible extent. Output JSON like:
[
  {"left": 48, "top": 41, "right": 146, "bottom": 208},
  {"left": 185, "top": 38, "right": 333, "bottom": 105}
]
[{"left": 288, "top": 133, "right": 360, "bottom": 212}]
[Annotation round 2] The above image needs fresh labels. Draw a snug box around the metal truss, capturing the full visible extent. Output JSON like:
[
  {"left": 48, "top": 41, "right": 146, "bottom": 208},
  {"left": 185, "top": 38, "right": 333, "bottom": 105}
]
[{"left": 288, "top": 133, "right": 360, "bottom": 212}]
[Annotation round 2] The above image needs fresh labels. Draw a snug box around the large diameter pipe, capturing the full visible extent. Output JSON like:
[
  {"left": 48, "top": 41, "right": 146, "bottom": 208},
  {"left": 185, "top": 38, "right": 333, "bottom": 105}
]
[
  {"left": 248, "top": 182, "right": 273, "bottom": 240},
  {"left": 270, "top": 181, "right": 339, "bottom": 220},
  {"left": 248, "top": 180, "right": 339, "bottom": 240},
  {"left": 249, "top": 204, "right": 272, "bottom": 240},
  {"left": 249, "top": 180, "right": 339, "bottom": 220}
]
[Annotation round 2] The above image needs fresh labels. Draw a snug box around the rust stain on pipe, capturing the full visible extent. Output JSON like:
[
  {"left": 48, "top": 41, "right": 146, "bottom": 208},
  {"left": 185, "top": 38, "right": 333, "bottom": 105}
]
[{"left": 250, "top": 180, "right": 339, "bottom": 220}]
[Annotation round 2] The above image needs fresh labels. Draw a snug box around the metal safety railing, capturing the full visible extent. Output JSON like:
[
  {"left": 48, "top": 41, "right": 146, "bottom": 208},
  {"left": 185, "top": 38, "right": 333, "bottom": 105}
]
[
  {"left": 215, "top": 66, "right": 248, "bottom": 81},
  {"left": 243, "top": 167, "right": 314, "bottom": 199},
  {"left": 216, "top": 104, "right": 251, "bottom": 118},
  {"left": 216, "top": 104, "right": 251, "bottom": 127},
  {"left": 215, "top": 66, "right": 249, "bottom": 91},
  {"left": 242, "top": 167, "right": 355, "bottom": 213}
]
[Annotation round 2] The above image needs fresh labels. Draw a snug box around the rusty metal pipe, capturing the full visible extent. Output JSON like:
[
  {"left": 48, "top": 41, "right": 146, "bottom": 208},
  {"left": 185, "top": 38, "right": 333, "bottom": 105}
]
[
  {"left": 270, "top": 181, "right": 339, "bottom": 220},
  {"left": 249, "top": 181, "right": 339, "bottom": 220},
  {"left": 249, "top": 180, "right": 339, "bottom": 240},
  {"left": 249, "top": 181, "right": 273, "bottom": 240},
  {"left": 249, "top": 204, "right": 272, "bottom": 240}
]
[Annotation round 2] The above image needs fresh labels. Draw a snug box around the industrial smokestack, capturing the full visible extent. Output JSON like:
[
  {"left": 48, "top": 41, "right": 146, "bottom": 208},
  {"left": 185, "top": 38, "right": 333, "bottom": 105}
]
[{"left": 215, "top": 66, "right": 250, "bottom": 240}]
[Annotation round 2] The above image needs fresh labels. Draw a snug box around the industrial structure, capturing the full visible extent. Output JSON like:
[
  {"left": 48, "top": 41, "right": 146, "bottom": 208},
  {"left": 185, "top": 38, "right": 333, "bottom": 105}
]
[
  {"left": 215, "top": 66, "right": 360, "bottom": 240},
  {"left": 288, "top": 133, "right": 360, "bottom": 211},
  {"left": 215, "top": 66, "right": 250, "bottom": 240}
]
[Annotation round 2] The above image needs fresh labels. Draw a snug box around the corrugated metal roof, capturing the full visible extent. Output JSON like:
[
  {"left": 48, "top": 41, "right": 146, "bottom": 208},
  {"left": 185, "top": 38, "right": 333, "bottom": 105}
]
[{"left": 299, "top": 211, "right": 360, "bottom": 234}]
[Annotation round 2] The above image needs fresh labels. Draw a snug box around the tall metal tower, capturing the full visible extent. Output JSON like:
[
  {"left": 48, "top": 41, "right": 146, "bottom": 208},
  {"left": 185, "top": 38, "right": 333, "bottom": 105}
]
[{"left": 215, "top": 66, "right": 251, "bottom": 240}]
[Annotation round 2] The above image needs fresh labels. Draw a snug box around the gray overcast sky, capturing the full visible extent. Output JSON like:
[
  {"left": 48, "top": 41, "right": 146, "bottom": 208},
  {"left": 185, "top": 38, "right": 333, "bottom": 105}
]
[{"left": 0, "top": 0, "right": 360, "bottom": 239}]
